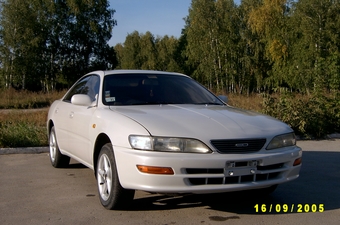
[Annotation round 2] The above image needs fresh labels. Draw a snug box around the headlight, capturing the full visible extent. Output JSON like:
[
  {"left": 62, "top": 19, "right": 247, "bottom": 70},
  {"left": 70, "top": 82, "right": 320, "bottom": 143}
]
[
  {"left": 266, "top": 133, "right": 296, "bottom": 150},
  {"left": 129, "top": 135, "right": 212, "bottom": 153}
]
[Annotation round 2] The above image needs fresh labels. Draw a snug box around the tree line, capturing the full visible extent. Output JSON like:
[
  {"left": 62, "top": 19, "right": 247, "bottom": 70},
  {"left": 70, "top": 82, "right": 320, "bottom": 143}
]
[
  {"left": 1, "top": 0, "right": 340, "bottom": 95},
  {"left": 0, "top": 0, "right": 116, "bottom": 91},
  {"left": 115, "top": 0, "right": 340, "bottom": 95}
]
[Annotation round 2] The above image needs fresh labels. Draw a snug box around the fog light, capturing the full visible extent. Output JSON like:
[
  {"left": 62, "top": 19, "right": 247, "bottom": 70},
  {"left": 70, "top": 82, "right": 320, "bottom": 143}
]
[
  {"left": 293, "top": 157, "right": 302, "bottom": 166},
  {"left": 137, "top": 165, "right": 174, "bottom": 175}
]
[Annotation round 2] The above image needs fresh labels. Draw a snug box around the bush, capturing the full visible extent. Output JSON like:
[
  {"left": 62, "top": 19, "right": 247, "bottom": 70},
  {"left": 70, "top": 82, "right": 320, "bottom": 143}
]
[{"left": 262, "top": 92, "right": 340, "bottom": 138}]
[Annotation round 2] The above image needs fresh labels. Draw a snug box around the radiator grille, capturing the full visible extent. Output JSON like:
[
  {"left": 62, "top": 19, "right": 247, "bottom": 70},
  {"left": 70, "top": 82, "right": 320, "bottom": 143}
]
[{"left": 211, "top": 138, "right": 266, "bottom": 153}]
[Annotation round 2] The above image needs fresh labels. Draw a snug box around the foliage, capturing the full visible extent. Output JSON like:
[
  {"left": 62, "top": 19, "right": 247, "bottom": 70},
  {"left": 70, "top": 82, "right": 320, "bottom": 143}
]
[
  {"left": 1, "top": 0, "right": 340, "bottom": 141},
  {"left": 114, "top": 0, "right": 340, "bottom": 95},
  {"left": 1, "top": 0, "right": 339, "bottom": 95},
  {"left": 0, "top": 0, "right": 116, "bottom": 91},
  {"left": 185, "top": 0, "right": 250, "bottom": 93},
  {"left": 262, "top": 92, "right": 340, "bottom": 138},
  {"left": 114, "top": 31, "right": 183, "bottom": 73}
]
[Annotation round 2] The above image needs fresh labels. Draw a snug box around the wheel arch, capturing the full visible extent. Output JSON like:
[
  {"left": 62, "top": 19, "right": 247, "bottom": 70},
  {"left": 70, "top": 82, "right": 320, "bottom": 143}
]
[
  {"left": 47, "top": 120, "right": 54, "bottom": 135},
  {"left": 93, "top": 133, "right": 112, "bottom": 174}
]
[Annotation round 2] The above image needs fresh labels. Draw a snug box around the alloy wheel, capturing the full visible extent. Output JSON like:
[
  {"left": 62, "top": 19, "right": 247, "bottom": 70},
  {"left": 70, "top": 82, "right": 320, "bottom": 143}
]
[{"left": 97, "top": 154, "right": 113, "bottom": 201}]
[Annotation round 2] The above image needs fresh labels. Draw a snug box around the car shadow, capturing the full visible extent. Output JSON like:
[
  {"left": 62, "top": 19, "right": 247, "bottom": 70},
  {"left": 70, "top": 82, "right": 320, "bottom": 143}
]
[
  {"left": 67, "top": 162, "right": 87, "bottom": 169},
  {"left": 128, "top": 151, "right": 340, "bottom": 214}
]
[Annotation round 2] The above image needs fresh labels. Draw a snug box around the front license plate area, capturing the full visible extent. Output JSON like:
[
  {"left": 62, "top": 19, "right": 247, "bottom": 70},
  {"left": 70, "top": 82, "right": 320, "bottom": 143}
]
[{"left": 225, "top": 161, "right": 258, "bottom": 177}]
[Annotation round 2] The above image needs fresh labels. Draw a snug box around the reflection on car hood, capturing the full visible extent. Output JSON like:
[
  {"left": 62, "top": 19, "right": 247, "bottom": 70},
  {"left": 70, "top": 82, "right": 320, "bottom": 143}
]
[{"left": 110, "top": 104, "right": 292, "bottom": 139}]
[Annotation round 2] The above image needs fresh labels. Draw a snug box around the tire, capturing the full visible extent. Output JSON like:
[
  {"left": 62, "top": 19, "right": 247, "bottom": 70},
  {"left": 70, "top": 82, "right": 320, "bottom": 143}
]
[
  {"left": 49, "top": 126, "right": 70, "bottom": 168},
  {"left": 96, "top": 143, "right": 135, "bottom": 210}
]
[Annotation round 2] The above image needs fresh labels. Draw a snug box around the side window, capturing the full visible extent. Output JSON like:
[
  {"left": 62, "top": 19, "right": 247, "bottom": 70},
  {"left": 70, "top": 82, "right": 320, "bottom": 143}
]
[
  {"left": 86, "top": 75, "right": 100, "bottom": 101},
  {"left": 63, "top": 76, "right": 92, "bottom": 102}
]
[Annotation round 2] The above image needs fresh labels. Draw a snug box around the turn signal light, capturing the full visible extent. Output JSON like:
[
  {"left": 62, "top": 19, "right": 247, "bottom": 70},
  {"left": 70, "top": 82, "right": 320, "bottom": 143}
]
[
  {"left": 137, "top": 165, "right": 174, "bottom": 175},
  {"left": 293, "top": 157, "right": 302, "bottom": 166}
]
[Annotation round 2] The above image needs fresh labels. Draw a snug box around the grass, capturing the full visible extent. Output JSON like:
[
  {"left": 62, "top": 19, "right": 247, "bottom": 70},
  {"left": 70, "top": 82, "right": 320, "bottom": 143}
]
[
  {"left": 0, "top": 89, "right": 65, "bottom": 148},
  {"left": 0, "top": 89, "right": 65, "bottom": 109},
  {"left": 0, "top": 109, "right": 49, "bottom": 148}
]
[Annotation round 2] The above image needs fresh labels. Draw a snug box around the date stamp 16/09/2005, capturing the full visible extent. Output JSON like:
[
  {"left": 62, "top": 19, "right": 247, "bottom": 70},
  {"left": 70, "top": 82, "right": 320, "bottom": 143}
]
[{"left": 254, "top": 204, "right": 324, "bottom": 213}]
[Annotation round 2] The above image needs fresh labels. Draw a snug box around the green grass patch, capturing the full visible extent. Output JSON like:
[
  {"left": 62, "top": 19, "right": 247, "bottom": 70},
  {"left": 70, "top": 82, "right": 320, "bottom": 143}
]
[
  {"left": 0, "top": 122, "right": 47, "bottom": 148},
  {"left": 0, "top": 110, "right": 48, "bottom": 148}
]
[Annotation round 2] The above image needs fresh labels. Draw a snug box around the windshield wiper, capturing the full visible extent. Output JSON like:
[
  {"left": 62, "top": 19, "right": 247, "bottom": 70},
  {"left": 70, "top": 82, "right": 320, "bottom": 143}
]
[
  {"left": 194, "top": 102, "right": 224, "bottom": 105},
  {"left": 128, "top": 101, "right": 172, "bottom": 105}
]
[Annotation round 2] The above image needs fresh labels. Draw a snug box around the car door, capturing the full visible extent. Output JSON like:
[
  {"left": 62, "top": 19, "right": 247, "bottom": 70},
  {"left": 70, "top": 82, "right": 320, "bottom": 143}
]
[
  {"left": 66, "top": 75, "right": 100, "bottom": 166},
  {"left": 53, "top": 76, "right": 92, "bottom": 153}
]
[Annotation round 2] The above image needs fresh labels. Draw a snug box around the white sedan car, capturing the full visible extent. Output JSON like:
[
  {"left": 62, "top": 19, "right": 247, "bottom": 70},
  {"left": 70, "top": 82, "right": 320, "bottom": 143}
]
[{"left": 47, "top": 70, "right": 302, "bottom": 209}]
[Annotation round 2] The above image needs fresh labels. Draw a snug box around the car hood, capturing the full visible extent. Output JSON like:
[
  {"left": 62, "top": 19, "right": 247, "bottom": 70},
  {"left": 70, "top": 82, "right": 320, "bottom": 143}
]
[{"left": 110, "top": 104, "right": 292, "bottom": 140}]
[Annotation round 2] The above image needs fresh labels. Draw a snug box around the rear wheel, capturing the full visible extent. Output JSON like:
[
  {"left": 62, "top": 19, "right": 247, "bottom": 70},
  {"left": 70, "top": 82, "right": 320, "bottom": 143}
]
[
  {"left": 49, "top": 126, "right": 70, "bottom": 168},
  {"left": 96, "top": 143, "right": 135, "bottom": 209}
]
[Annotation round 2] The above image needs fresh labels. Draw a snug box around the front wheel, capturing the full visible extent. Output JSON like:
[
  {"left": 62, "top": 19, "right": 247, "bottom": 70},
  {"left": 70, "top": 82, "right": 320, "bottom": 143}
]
[
  {"left": 96, "top": 143, "right": 135, "bottom": 209},
  {"left": 49, "top": 126, "right": 70, "bottom": 168}
]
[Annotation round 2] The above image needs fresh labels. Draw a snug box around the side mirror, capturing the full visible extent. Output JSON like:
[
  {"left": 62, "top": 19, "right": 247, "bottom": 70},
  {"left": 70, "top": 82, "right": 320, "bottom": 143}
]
[
  {"left": 218, "top": 95, "right": 228, "bottom": 104},
  {"left": 71, "top": 94, "right": 92, "bottom": 106}
]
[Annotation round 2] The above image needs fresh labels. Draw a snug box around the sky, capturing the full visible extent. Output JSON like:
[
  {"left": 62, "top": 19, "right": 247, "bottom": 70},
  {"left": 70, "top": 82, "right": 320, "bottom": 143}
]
[{"left": 108, "top": 0, "right": 192, "bottom": 46}]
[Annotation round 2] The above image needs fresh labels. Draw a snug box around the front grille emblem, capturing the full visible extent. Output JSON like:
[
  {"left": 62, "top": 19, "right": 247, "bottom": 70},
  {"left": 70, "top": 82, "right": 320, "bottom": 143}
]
[{"left": 235, "top": 143, "right": 249, "bottom": 147}]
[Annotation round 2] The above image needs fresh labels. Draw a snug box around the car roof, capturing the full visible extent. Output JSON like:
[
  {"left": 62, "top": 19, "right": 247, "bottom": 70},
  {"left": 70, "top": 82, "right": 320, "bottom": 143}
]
[{"left": 87, "top": 70, "right": 187, "bottom": 77}]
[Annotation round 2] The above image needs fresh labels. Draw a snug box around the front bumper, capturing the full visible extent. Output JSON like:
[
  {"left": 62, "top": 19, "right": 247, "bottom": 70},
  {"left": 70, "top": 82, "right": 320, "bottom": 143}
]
[{"left": 113, "top": 145, "right": 302, "bottom": 194}]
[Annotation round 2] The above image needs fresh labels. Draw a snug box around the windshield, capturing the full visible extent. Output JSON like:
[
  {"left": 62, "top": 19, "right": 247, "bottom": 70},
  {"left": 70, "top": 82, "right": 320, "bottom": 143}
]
[{"left": 102, "top": 74, "right": 223, "bottom": 106}]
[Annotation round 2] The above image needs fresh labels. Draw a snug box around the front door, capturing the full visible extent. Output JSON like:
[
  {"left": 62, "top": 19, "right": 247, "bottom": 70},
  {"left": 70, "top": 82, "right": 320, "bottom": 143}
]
[{"left": 61, "top": 75, "right": 100, "bottom": 166}]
